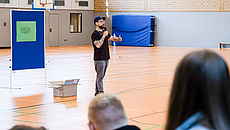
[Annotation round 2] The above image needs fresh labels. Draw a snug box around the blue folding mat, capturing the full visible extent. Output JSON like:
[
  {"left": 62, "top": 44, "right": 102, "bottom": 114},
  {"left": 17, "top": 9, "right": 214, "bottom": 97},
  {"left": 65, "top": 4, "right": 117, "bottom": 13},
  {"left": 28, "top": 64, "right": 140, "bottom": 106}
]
[{"left": 112, "top": 15, "right": 155, "bottom": 47}]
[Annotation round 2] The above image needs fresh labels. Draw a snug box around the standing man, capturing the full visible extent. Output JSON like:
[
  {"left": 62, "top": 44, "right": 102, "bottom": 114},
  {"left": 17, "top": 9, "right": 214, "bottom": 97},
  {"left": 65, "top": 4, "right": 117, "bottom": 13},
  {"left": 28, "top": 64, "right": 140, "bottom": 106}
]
[{"left": 91, "top": 16, "right": 122, "bottom": 96}]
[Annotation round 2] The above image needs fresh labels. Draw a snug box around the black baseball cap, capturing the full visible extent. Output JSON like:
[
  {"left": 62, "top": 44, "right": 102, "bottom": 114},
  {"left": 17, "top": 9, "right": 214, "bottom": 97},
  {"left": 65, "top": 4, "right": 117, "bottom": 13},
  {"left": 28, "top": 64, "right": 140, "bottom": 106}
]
[{"left": 94, "top": 16, "right": 106, "bottom": 24}]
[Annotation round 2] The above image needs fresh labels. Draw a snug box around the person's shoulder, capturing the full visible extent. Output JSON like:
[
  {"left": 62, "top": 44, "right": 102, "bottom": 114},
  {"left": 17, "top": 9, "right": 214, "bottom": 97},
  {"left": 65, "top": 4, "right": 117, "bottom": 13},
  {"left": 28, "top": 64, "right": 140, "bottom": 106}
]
[
  {"left": 92, "top": 30, "right": 98, "bottom": 35},
  {"left": 176, "top": 112, "right": 212, "bottom": 130},
  {"left": 189, "top": 124, "right": 210, "bottom": 130},
  {"left": 91, "top": 30, "right": 100, "bottom": 37},
  {"left": 189, "top": 117, "right": 212, "bottom": 130},
  {"left": 115, "top": 125, "right": 140, "bottom": 130}
]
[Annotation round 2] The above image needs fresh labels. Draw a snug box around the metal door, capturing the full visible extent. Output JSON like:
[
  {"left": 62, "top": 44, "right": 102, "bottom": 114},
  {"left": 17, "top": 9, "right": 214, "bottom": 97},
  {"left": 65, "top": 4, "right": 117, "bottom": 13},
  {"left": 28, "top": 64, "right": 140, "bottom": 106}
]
[{"left": 49, "top": 14, "right": 59, "bottom": 46}]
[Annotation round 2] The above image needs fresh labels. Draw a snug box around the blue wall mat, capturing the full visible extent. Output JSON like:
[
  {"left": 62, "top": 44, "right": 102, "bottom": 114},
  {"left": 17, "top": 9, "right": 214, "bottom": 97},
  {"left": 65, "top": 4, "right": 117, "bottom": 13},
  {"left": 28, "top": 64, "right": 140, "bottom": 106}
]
[
  {"left": 112, "top": 15, "right": 155, "bottom": 47},
  {"left": 12, "top": 10, "right": 45, "bottom": 71}
]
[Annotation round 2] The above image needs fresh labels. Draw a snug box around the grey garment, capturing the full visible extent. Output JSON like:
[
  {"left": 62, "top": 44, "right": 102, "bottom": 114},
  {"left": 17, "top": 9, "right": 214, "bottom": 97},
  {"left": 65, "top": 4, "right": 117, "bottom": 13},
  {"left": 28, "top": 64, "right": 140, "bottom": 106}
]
[{"left": 94, "top": 60, "right": 109, "bottom": 94}]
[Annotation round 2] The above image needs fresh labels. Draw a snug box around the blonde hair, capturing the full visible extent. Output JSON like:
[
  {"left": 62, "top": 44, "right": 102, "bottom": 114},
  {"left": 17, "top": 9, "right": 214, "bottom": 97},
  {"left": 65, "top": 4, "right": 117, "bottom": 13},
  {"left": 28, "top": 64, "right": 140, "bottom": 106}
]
[{"left": 88, "top": 94, "right": 128, "bottom": 130}]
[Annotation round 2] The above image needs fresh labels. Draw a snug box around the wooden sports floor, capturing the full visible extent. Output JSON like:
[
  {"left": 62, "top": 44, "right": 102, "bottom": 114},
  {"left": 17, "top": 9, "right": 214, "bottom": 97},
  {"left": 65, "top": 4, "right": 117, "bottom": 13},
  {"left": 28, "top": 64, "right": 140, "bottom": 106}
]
[{"left": 0, "top": 45, "right": 229, "bottom": 130}]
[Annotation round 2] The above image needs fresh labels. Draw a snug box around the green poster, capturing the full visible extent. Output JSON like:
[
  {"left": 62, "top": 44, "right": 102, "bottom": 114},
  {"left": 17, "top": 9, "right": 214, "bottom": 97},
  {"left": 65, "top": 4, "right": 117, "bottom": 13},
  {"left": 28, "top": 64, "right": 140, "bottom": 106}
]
[{"left": 16, "top": 21, "right": 36, "bottom": 42}]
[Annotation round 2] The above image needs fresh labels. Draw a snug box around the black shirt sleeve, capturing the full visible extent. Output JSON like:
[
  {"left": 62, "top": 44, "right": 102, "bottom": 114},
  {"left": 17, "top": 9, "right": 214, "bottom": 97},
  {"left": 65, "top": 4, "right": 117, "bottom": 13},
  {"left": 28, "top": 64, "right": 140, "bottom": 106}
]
[
  {"left": 108, "top": 33, "right": 111, "bottom": 39},
  {"left": 91, "top": 31, "right": 101, "bottom": 43}
]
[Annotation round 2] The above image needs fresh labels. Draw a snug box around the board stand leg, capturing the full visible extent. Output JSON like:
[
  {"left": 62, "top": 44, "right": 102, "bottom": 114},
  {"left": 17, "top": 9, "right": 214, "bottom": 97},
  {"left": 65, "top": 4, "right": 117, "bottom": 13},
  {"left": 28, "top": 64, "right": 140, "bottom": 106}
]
[
  {"left": 0, "top": 59, "right": 21, "bottom": 89},
  {"left": 45, "top": 57, "right": 48, "bottom": 88}
]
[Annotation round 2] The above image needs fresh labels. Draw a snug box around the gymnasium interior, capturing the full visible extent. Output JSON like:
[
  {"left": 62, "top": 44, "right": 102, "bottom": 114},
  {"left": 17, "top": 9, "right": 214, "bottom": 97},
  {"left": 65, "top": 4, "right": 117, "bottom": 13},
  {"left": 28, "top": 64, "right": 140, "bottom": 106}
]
[{"left": 1, "top": 0, "right": 230, "bottom": 129}]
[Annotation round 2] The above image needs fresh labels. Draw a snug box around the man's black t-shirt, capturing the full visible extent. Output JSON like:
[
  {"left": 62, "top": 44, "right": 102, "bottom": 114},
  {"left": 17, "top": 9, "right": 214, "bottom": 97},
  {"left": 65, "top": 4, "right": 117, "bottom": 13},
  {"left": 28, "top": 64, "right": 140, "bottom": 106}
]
[{"left": 91, "top": 30, "right": 111, "bottom": 61}]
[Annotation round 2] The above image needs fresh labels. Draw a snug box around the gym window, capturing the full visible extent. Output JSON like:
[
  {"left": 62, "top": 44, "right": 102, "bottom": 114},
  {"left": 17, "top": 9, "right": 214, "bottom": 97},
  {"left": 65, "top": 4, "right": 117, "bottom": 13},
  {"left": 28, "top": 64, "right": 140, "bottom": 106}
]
[
  {"left": 79, "top": 1, "right": 88, "bottom": 7},
  {"left": 28, "top": 0, "right": 33, "bottom": 4},
  {"left": 0, "top": 0, "right": 9, "bottom": 3},
  {"left": 70, "top": 13, "right": 82, "bottom": 33},
  {"left": 55, "top": 0, "right": 65, "bottom": 6}
]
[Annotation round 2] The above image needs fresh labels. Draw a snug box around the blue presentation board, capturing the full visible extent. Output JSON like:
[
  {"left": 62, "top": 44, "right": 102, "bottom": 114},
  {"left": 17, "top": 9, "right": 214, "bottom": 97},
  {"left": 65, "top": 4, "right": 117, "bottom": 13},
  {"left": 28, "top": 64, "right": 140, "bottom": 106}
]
[
  {"left": 11, "top": 10, "right": 45, "bottom": 71},
  {"left": 112, "top": 15, "right": 155, "bottom": 47}
]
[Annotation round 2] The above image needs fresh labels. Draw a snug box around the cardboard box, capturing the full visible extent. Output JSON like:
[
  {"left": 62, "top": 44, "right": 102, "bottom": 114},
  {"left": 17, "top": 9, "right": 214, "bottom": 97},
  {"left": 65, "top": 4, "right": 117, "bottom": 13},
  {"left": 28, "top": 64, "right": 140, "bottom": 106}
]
[{"left": 50, "top": 79, "right": 80, "bottom": 97}]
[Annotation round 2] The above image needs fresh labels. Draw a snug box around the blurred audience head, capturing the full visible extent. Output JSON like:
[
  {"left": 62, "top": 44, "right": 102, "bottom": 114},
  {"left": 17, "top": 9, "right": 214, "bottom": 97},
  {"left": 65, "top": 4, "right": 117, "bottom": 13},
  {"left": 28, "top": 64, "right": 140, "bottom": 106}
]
[
  {"left": 166, "top": 50, "right": 230, "bottom": 130},
  {"left": 88, "top": 94, "right": 128, "bottom": 130}
]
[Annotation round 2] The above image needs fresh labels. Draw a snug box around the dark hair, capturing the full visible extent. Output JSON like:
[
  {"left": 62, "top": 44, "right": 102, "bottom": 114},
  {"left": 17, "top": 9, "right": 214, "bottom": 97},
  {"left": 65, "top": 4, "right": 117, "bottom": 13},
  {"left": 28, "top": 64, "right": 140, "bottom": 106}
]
[
  {"left": 166, "top": 50, "right": 230, "bottom": 130},
  {"left": 9, "top": 125, "right": 46, "bottom": 130}
]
